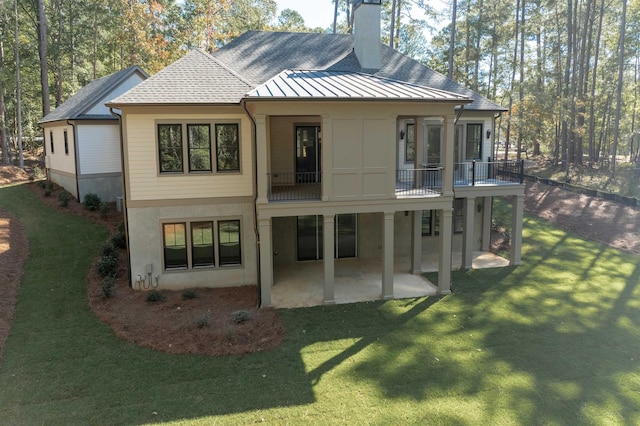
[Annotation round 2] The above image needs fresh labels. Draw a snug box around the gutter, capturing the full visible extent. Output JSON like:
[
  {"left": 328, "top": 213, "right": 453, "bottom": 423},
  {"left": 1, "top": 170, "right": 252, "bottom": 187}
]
[
  {"left": 241, "top": 99, "right": 262, "bottom": 308},
  {"left": 66, "top": 120, "right": 81, "bottom": 201},
  {"left": 109, "top": 107, "right": 133, "bottom": 288}
]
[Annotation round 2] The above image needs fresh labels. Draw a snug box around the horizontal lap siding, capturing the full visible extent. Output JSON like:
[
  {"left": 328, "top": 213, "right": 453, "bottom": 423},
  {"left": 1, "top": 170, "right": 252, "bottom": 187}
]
[
  {"left": 78, "top": 124, "right": 121, "bottom": 174},
  {"left": 47, "top": 124, "right": 76, "bottom": 174},
  {"left": 125, "top": 113, "right": 253, "bottom": 201}
]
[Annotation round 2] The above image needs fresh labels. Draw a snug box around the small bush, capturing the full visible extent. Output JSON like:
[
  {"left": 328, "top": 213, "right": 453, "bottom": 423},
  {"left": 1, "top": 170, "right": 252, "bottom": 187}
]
[
  {"left": 111, "top": 232, "right": 127, "bottom": 249},
  {"left": 182, "top": 290, "right": 198, "bottom": 300},
  {"left": 231, "top": 309, "right": 251, "bottom": 324},
  {"left": 83, "top": 193, "right": 102, "bottom": 211},
  {"left": 43, "top": 189, "right": 52, "bottom": 197},
  {"left": 101, "top": 240, "right": 118, "bottom": 257},
  {"left": 37, "top": 180, "right": 46, "bottom": 189},
  {"left": 224, "top": 326, "right": 234, "bottom": 341},
  {"left": 195, "top": 314, "right": 211, "bottom": 329},
  {"left": 99, "top": 202, "right": 109, "bottom": 218},
  {"left": 96, "top": 254, "right": 118, "bottom": 277},
  {"left": 58, "top": 191, "right": 71, "bottom": 207},
  {"left": 117, "top": 221, "right": 126, "bottom": 234},
  {"left": 100, "top": 276, "right": 116, "bottom": 298},
  {"left": 45, "top": 181, "right": 54, "bottom": 191},
  {"left": 146, "top": 291, "right": 165, "bottom": 303}
]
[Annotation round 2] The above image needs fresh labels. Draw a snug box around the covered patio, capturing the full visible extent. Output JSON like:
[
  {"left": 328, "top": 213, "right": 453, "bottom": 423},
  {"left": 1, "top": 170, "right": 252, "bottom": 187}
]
[{"left": 271, "top": 251, "right": 508, "bottom": 308}]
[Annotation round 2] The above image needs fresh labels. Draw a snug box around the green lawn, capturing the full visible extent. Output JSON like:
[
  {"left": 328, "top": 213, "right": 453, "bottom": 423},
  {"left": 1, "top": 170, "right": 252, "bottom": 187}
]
[{"left": 1, "top": 184, "right": 639, "bottom": 425}]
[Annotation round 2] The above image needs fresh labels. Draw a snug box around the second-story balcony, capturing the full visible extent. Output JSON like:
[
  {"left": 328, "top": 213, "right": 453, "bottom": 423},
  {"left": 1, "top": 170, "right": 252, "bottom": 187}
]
[
  {"left": 395, "top": 167, "right": 443, "bottom": 197},
  {"left": 453, "top": 159, "right": 524, "bottom": 186},
  {"left": 267, "top": 172, "right": 322, "bottom": 202}
]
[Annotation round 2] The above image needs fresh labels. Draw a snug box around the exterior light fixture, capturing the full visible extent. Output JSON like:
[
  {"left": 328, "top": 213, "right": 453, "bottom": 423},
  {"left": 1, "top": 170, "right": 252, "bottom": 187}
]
[{"left": 486, "top": 129, "right": 492, "bottom": 139}]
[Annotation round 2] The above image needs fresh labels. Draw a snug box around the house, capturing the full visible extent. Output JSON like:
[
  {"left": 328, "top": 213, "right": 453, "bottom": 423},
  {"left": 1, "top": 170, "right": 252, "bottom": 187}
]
[
  {"left": 106, "top": 0, "right": 525, "bottom": 308},
  {"left": 40, "top": 66, "right": 148, "bottom": 202}
]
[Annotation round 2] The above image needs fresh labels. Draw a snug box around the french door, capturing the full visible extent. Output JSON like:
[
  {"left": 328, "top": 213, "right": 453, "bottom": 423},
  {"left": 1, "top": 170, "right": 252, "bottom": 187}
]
[
  {"left": 296, "top": 125, "right": 321, "bottom": 182},
  {"left": 296, "top": 214, "right": 357, "bottom": 261}
]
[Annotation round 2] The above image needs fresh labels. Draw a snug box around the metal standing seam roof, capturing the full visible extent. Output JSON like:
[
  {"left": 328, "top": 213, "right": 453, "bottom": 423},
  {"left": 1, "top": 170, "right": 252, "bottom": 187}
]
[{"left": 247, "top": 69, "right": 472, "bottom": 102}]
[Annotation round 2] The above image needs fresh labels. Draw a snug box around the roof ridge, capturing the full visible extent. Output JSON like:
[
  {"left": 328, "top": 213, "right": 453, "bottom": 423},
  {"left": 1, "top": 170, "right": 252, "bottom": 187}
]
[{"left": 201, "top": 50, "right": 254, "bottom": 87}]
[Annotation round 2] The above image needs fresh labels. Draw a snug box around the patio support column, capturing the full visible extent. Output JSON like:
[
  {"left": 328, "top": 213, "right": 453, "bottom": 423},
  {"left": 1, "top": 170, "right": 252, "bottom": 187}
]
[
  {"left": 510, "top": 194, "right": 524, "bottom": 266},
  {"left": 258, "top": 217, "right": 273, "bottom": 307},
  {"left": 481, "top": 196, "right": 492, "bottom": 251},
  {"left": 414, "top": 117, "right": 425, "bottom": 170},
  {"left": 255, "top": 115, "right": 269, "bottom": 204},
  {"left": 323, "top": 214, "right": 335, "bottom": 304},
  {"left": 382, "top": 211, "right": 395, "bottom": 299},
  {"left": 462, "top": 197, "right": 476, "bottom": 270},
  {"left": 438, "top": 208, "right": 453, "bottom": 294},
  {"left": 410, "top": 210, "right": 422, "bottom": 274}
]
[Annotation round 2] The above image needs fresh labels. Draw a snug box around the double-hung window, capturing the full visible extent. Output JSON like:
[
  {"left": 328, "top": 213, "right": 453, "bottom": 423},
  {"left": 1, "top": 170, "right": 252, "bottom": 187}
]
[
  {"left": 162, "top": 219, "right": 241, "bottom": 270},
  {"left": 405, "top": 123, "right": 415, "bottom": 163},
  {"left": 157, "top": 122, "right": 239, "bottom": 174},
  {"left": 64, "top": 130, "right": 69, "bottom": 155},
  {"left": 50, "top": 131, "right": 54, "bottom": 154},
  {"left": 465, "top": 123, "right": 482, "bottom": 160}
]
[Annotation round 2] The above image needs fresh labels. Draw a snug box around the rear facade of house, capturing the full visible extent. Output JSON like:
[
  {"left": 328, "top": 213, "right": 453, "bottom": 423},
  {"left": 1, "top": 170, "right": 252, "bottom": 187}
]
[{"left": 108, "top": 1, "right": 525, "bottom": 307}]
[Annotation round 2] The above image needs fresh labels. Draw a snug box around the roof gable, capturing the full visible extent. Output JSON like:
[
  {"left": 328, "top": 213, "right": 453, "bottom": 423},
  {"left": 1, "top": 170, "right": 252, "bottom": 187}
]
[
  {"left": 107, "top": 49, "right": 252, "bottom": 106},
  {"left": 39, "top": 65, "right": 148, "bottom": 124}
]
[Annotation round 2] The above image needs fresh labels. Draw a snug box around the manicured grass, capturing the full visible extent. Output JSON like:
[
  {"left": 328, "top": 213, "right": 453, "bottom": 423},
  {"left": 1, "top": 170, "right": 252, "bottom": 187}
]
[{"left": 1, "top": 184, "right": 640, "bottom": 424}]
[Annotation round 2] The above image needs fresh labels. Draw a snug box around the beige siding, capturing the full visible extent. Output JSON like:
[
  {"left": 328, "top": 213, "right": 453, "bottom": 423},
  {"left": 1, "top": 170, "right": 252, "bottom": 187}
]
[
  {"left": 45, "top": 124, "right": 76, "bottom": 175},
  {"left": 124, "top": 113, "right": 253, "bottom": 201},
  {"left": 77, "top": 124, "right": 121, "bottom": 174}
]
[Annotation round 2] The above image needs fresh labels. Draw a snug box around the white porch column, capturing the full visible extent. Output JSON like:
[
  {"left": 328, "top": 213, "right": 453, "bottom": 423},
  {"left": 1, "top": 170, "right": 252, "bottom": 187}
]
[
  {"left": 510, "top": 194, "right": 524, "bottom": 266},
  {"left": 258, "top": 217, "right": 273, "bottom": 307},
  {"left": 481, "top": 196, "right": 492, "bottom": 251},
  {"left": 323, "top": 214, "right": 336, "bottom": 304},
  {"left": 255, "top": 115, "right": 269, "bottom": 204},
  {"left": 414, "top": 117, "right": 425, "bottom": 169},
  {"left": 462, "top": 197, "right": 476, "bottom": 270},
  {"left": 438, "top": 208, "right": 453, "bottom": 294},
  {"left": 382, "top": 211, "right": 395, "bottom": 299},
  {"left": 442, "top": 115, "right": 456, "bottom": 195},
  {"left": 411, "top": 210, "right": 422, "bottom": 274}
]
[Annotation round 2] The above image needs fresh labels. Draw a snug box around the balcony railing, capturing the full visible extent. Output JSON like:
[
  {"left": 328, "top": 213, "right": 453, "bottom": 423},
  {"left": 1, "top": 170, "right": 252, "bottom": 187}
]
[
  {"left": 395, "top": 168, "right": 443, "bottom": 197},
  {"left": 454, "top": 159, "right": 524, "bottom": 186},
  {"left": 267, "top": 172, "right": 322, "bottom": 201}
]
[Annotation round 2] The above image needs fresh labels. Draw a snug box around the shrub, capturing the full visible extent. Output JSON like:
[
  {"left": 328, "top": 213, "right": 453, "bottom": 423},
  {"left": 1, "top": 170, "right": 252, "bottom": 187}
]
[
  {"left": 83, "top": 193, "right": 102, "bottom": 211},
  {"left": 58, "top": 191, "right": 71, "bottom": 207},
  {"left": 100, "top": 276, "right": 116, "bottom": 298},
  {"left": 37, "top": 180, "right": 46, "bottom": 189},
  {"left": 117, "top": 221, "right": 126, "bottom": 234},
  {"left": 195, "top": 314, "right": 211, "bottom": 329},
  {"left": 43, "top": 189, "right": 52, "bottom": 197},
  {"left": 111, "top": 232, "right": 127, "bottom": 249},
  {"left": 146, "top": 291, "right": 165, "bottom": 303},
  {"left": 99, "top": 202, "right": 109, "bottom": 218},
  {"left": 182, "top": 290, "right": 198, "bottom": 300},
  {"left": 96, "top": 254, "right": 118, "bottom": 277},
  {"left": 101, "top": 240, "right": 118, "bottom": 257},
  {"left": 45, "top": 181, "right": 54, "bottom": 191},
  {"left": 231, "top": 309, "right": 251, "bottom": 324}
]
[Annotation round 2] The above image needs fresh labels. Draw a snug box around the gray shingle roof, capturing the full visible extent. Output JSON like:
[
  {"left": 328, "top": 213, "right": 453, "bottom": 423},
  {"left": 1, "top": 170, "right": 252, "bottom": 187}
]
[
  {"left": 213, "top": 31, "right": 506, "bottom": 111},
  {"left": 107, "top": 50, "right": 253, "bottom": 106},
  {"left": 248, "top": 69, "right": 471, "bottom": 102},
  {"left": 39, "top": 65, "right": 148, "bottom": 124}
]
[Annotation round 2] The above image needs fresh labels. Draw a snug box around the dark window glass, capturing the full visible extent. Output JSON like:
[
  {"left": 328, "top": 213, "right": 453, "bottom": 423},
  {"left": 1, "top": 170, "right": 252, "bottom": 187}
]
[
  {"left": 336, "top": 214, "right": 357, "bottom": 258},
  {"left": 218, "top": 220, "right": 241, "bottom": 265},
  {"left": 453, "top": 199, "right": 464, "bottom": 234},
  {"left": 427, "top": 126, "right": 441, "bottom": 165},
  {"left": 216, "top": 124, "right": 239, "bottom": 172},
  {"left": 191, "top": 221, "right": 214, "bottom": 267},
  {"left": 466, "top": 123, "right": 482, "bottom": 160},
  {"left": 158, "top": 124, "right": 183, "bottom": 173},
  {"left": 64, "top": 130, "right": 69, "bottom": 155},
  {"left": 50, "top": 131, "right": 54, "bottom": 154},
  {"left": 405, "top": 123, "right": 415, "bottom": 162},
  {"left": 422, "top": 210, "right": 440, "bottom": 236},
  {"left": 163, "top": 223, "right": 187, "bottom": 269},
  {"left": 187, "top": 124, "right": 211, "bottom": 172}
]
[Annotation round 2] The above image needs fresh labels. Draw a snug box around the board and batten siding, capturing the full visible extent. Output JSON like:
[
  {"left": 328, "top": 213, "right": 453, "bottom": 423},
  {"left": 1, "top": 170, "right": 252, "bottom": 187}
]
[
  {"left": 77, "top": 124, "right": 121, "bottom": 175},
  {"left": 125, "top": 113, "right": 253, "bottom": 201}
]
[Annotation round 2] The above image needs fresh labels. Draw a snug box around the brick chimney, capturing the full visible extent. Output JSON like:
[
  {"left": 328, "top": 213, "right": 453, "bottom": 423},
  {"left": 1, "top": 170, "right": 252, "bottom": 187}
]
[{"left": 353, "top": 0, "right": 382, "bottom": 70}]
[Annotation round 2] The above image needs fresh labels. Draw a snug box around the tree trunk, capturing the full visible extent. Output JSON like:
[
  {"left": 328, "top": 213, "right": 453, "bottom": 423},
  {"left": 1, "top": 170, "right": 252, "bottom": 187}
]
[
  {"left": 332, "top": 0, "right": 338, "bottom": 34},
  {"left": 15, "top": 0, "right": 23, "bottom": 169},
  {"left": 389, "top": 0, "right": 396, "bottom": 48},
  {"left": 611, "top": 0, "right": 627, "bottom": 174},
  {"left": 588, "top": 0, "right": 605, "bottom": 166},
  {"left": 0, "top": 25, "right": 9, "bottom": 166},
  {"left": 448, "top": 0, "right": 457, "bottom": 79},
  {"left": 37, "top": 0, "right": 50, "bottom": 116},
  {"left": 517, "top": 0, "right": 525, "bottom": 161},
  {"left": 505, "top": 0, "right": 521, "bottom": 161}
]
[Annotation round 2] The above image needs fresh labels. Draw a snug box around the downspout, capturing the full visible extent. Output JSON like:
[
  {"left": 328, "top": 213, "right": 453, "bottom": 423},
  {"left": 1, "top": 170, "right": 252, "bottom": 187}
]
[
  {"left": 66, "top": 120, "right": 81, "bottom": 201},
  {"left": 241, "top": 99, "right": 261, "bottom": 308},
  {"left": 454, "top": 104, "right": 465, "bottom": 125},
  {"left": 109, "top": 107, "right": 132, "bottom": 288}
]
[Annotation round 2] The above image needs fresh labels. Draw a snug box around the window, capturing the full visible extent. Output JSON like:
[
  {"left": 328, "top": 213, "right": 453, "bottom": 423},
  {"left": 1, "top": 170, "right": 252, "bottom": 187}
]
[
  {"left": 218, "top": 220, "right": 241, "bottom": 265},
  {"left": 422, "top": 210, "right": 440, "bottom": 237},
  {"left": 158, "top": 124, "right": 183, "bottom": 173},
  {"left": 188, "top": 124, "right": 211, "bottom": 172},
  {"left": 50, "top": 131, "right": 54, "bottom": 154},
  {"left": 163, "top": 223, "right": 187, "bottom": 269},
  {"left": 466, "top": 123, "right": 483, "bottom": 160},
  {"left": 453, "top": 199, "right": 464, "bottom": 234},
  {"left": 191, "top": 222, "right": 214, "bottom": 267},
  {"left": 162, "top": 219, "right": 242, "bottom": 270},
  {"left": 427, "top": 126, "right": 442, "bottom": 165},
  {"left": 405, "top": 123, "right": 415, "bottom": 163},
  {"left": 64, "top": 130, "right": 69, "bottom": 155},
  {"left": 216, "top": 124, "right": 239, "bottom": 172}
]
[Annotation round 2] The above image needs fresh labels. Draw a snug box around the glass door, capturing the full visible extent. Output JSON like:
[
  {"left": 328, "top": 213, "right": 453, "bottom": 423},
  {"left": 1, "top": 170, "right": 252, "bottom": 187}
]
[
  {"left": 296, "top": 126, "right": 321, "bottom": 183},
  {"left": 296, "top": 214, "right": 357, "bottom": 261}
]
